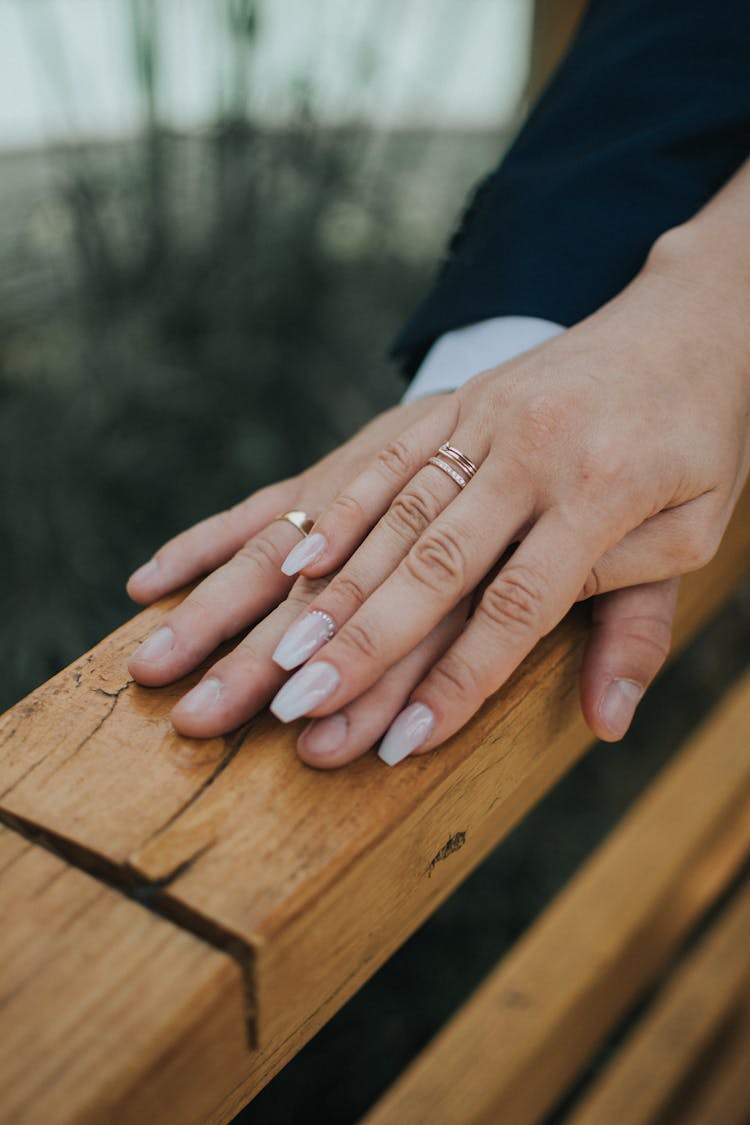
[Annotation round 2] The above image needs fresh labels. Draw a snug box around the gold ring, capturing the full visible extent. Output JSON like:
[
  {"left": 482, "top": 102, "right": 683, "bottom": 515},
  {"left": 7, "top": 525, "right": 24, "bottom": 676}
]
[
  {"left": 439, "top": 443, "right": 478, "bottom": 479},
  {"left": 426, "top": 442, "right": 479, "bottom": 489},
  {"left": 274, "top": 509, "right": 315, "bottom": 536}
]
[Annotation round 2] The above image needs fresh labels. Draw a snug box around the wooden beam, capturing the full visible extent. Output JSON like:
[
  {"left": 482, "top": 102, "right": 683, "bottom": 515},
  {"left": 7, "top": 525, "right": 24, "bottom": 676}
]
[
  {"left": 361, "top": 668, "right": 750, "bottom": 1125},
  {"left": 565, "top": 878, "right": 750, "bottom": 1124},
  {"left": 1, "top": 483, "right": 748, "bottom": 1109},
  {"left": 0, "top": 825, "right": 248, "bottom": 1125}
]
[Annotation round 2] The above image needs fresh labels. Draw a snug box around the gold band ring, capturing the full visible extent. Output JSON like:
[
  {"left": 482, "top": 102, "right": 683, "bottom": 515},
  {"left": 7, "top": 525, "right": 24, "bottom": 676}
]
[
  {"left": 439, "top": 443, "right": 478, "bottom": 479},
  {"left": 273, "top": 509, "right": 315, "bottom": 536}
]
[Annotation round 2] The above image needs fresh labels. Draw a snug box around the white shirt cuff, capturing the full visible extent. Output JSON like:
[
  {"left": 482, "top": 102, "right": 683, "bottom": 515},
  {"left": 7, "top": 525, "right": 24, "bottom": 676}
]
[{"left": 400, "top": 315, "right": 565, "bottom": 403}]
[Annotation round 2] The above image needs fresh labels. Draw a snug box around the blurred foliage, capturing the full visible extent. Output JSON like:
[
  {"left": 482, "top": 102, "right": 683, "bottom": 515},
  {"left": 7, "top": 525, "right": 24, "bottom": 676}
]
[{"left": 0, "top": 2, "right": 434, "bottom": 706}]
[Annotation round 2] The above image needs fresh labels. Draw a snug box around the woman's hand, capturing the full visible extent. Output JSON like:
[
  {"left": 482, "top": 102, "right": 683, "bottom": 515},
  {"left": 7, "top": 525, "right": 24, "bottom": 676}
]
[
  {"left": 265, "top": 229, "right": 750, "bottom": 764},
  {"left": 126, "top": 383, "right": 682, "bottom": 767},
  {"left": 126, "top": 394, "right": 477, "bottom": 765}
]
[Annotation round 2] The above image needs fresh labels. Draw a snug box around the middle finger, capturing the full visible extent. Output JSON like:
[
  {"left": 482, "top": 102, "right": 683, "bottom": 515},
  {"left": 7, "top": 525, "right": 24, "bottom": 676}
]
[{"left": 269, "top": 451, "right": 533, "bottom": 723}]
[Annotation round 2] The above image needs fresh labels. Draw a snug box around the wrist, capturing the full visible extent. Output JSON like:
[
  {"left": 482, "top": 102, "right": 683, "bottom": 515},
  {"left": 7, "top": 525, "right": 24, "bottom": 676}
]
[{"left": 644, "top": 222, "right": 750, "bottom": 362}]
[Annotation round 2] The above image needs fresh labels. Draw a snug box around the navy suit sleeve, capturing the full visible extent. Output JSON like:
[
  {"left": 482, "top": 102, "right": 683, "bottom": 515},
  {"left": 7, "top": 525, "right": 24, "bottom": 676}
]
[{"left": 392, "top": 0, "right": 750, "bottom": 375}]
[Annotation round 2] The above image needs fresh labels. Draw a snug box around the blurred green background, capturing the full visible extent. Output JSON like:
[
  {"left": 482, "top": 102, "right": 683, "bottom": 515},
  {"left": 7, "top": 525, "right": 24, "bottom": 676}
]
[
  {"left": 1, "top": 0, "right": 528, "bottom": 703},
  {"left": 1, "top": 2, "right": 748, "bottom": 1122}
]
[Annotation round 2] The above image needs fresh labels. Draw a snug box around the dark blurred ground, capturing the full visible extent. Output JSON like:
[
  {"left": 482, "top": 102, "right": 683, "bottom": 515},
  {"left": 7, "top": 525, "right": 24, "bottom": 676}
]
[{"left": 1, "top": 124, "right": 748, "bottom": 1124}]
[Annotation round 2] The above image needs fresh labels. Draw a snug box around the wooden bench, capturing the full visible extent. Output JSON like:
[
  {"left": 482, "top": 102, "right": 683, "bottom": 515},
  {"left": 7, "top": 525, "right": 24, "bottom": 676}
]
[
  {"left": 3, "top": 4, "right": 749, "bottom": 1118},
  {"left": 1, "top": 478, "right": 748, "bottom": 1124}
]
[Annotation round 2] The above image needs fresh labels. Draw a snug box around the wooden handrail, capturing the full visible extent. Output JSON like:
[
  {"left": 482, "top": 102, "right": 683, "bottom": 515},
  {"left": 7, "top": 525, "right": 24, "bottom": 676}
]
[
  {"left": 1, "top": 482, "right": 749, "bottom": 1122},
  {"left": 362, "top": 668, "right": 750, "bottom": 1125}
]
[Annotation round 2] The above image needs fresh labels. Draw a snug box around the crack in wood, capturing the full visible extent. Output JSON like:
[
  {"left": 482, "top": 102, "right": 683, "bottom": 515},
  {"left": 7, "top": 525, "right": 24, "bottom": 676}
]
[
  {"left": 0, "top": 807, "right": 259, "bottom": 1049},
  {"left": 0, "top": 684, "right": 133, "bottom": 801},
  {"left": 138, "top": 719, "right": 255, "bottom": 851}
]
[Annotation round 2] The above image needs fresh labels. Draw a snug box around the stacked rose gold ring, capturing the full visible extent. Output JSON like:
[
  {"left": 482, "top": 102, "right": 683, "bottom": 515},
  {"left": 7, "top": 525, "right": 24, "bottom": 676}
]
[{"left": 427, "top": 442, "right": 479, "bottom": 489}]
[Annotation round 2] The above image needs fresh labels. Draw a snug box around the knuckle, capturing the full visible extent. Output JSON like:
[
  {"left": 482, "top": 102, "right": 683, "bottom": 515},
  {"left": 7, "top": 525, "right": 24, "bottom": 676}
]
[
  {"left": 384, "top": 488, "right": 436, "bottom": 542},
  {"left": 429, "top": 653, "right": 482, "bottom": 706},
  {"left": 404, "top": 524, "right": 468, "bottom": 597},
  {"left": 478, "top": 564, "right": 547, "bottom": 637},
  {"left": 338, "top": 617, "right": 381, "bottom": 663},
  {"left": 328, "top": 492, "right": 367, "bottom": 525},
  {"left": 237, "top": 532, "right": 283, "bottom": 574},
  {"left": 289, "top": 574, "right": 328, "bottom": 604},
  {"left": 328, "top": 570, "right": 370, "bottom": 611},
  {"left": 577, "top": 437, "right": 634, "bottom": 499},
  {"left": 375, "top": 438, "right": 418, "bottom": 484},
  {"left": 618, "top": 614, "right": 673, "bottom": 667}
]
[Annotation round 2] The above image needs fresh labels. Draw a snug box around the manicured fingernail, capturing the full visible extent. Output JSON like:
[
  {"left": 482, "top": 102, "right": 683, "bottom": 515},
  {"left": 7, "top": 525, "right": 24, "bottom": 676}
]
[
  {"left": 301, "top": 713, "right": 348, "bottom": 756},
  {"left": 281, "top": 532, "right": 327, "bottom": 576},
  {"left": 599, "top": 679, "right": 643, "bottom": 738},
  {"left": 270, "top": 661, "right": 340, "bottom": 722},
  {"left": 132, "top": 626, "right": 175, "bottom": 663},
  {"left": 272, "top": 610, "right": 336, "bottom": 670},
  {"left": 174, "top": 677, "right": 222, "bottom": 717},
  {"left": 129, "top": 558, "right": 159, "bottom": 586},
  {"left": 378, "top": 702, "right": 435, "bottom": 766}
]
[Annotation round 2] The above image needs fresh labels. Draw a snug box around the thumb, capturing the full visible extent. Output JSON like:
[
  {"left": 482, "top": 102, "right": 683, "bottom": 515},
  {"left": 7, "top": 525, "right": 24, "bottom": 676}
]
[{"left": 580, "top": 578, "right": 680, "bottom": 742}]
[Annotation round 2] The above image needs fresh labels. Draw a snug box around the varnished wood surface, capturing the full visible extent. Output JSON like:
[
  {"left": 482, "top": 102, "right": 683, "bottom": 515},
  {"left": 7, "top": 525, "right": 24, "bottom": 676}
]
[
  {"left": 565, "top": 877, "right": 750, "bottom": 1125},
  {"left": 0, "top": 825, "right": 248, "bottom": 1125},
  {"left": 1, "top": 483, "right": 748, "bottom": 1117},
  {"left": 362, "top": 667, "right": 750, "bottom": 1125}
]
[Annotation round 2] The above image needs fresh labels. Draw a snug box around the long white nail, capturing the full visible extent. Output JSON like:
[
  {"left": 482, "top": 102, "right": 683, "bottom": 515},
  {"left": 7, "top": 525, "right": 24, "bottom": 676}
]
[
  {"left": 174, "top": 677, "right": 222, "bottom": 716},
  {"left": 281, "top": 532, "right": 327, "bottom": 576},
  {"left": 598, "top": 679, "right": 642, "bottom": 737},
  {"left": 132, "top": 625, "right": 175, "bottom": 663},
  {"left": 270, "top": 661, "right": 340, "bottom": 722},
  {"left": 272, "top": 610, "right": 336, "bottom": 670},
  {"left": 378, "top": 702, "right": 435, "bottom": 766}
]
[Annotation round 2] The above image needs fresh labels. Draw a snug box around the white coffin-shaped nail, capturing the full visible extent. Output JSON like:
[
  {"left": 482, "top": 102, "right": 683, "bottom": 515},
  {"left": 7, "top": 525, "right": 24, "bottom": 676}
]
[
  {"left": 281, "top": 532, "right": 328, "bottom": 576},
  {"left": 378, "top": 702, "right": 435, "bottom": 766},
  {"left": 272, "top": 610, "right": 336, "bottom": 670},
  {"left": 270, "top": 661, "right": 340, "bottom": 722}
]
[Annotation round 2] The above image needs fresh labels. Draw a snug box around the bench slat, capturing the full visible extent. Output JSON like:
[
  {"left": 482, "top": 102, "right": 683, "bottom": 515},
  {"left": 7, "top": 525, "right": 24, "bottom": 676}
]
[
  {"left": 674, "top": 1002, "right": 750, "bottom": 1125},
  {"left": 361, "top": 667, "right": 750, "bottom": 1125},
  {"left": 564, "top": 878, "right": 750, "bottom": 1124}
]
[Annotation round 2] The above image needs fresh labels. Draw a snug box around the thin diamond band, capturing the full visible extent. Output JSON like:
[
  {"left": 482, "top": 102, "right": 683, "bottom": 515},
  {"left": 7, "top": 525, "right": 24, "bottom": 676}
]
[{"left": 427, "top": 455, "right": 468, "bottom": 488}]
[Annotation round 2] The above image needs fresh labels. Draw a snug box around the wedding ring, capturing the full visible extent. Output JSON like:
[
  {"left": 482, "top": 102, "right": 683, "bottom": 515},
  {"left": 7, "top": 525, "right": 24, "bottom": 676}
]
[
  {"left": 426, "top": 442, "right": 479, "bottom": 489},
  {"left": 273, "top": 509, "right": 315, "bottom": 536},
  {"left": 427, "top": 455, "right": 469, "bottom": 488},
  {"left": 439, "top": 443, "right": 478, "bottom": 479}
]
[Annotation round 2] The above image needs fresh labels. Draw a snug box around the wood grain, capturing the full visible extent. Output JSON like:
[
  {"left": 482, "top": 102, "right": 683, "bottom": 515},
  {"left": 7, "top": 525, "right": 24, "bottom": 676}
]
[
  {"left": 675, "top": 1000, "right": 750, "bottom": 1125},
  {"left": 361, "top": 667, "right": 750, "bottom": 1125},
  {"left": 0, "top": 825, "right": 248, "bottom": 1125},
  {"left": 1, "top": 483, "right": 748, "bottom": 1108},
  {"left": 564, "top": 878, "right": 750, "bottom": 1125}
]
